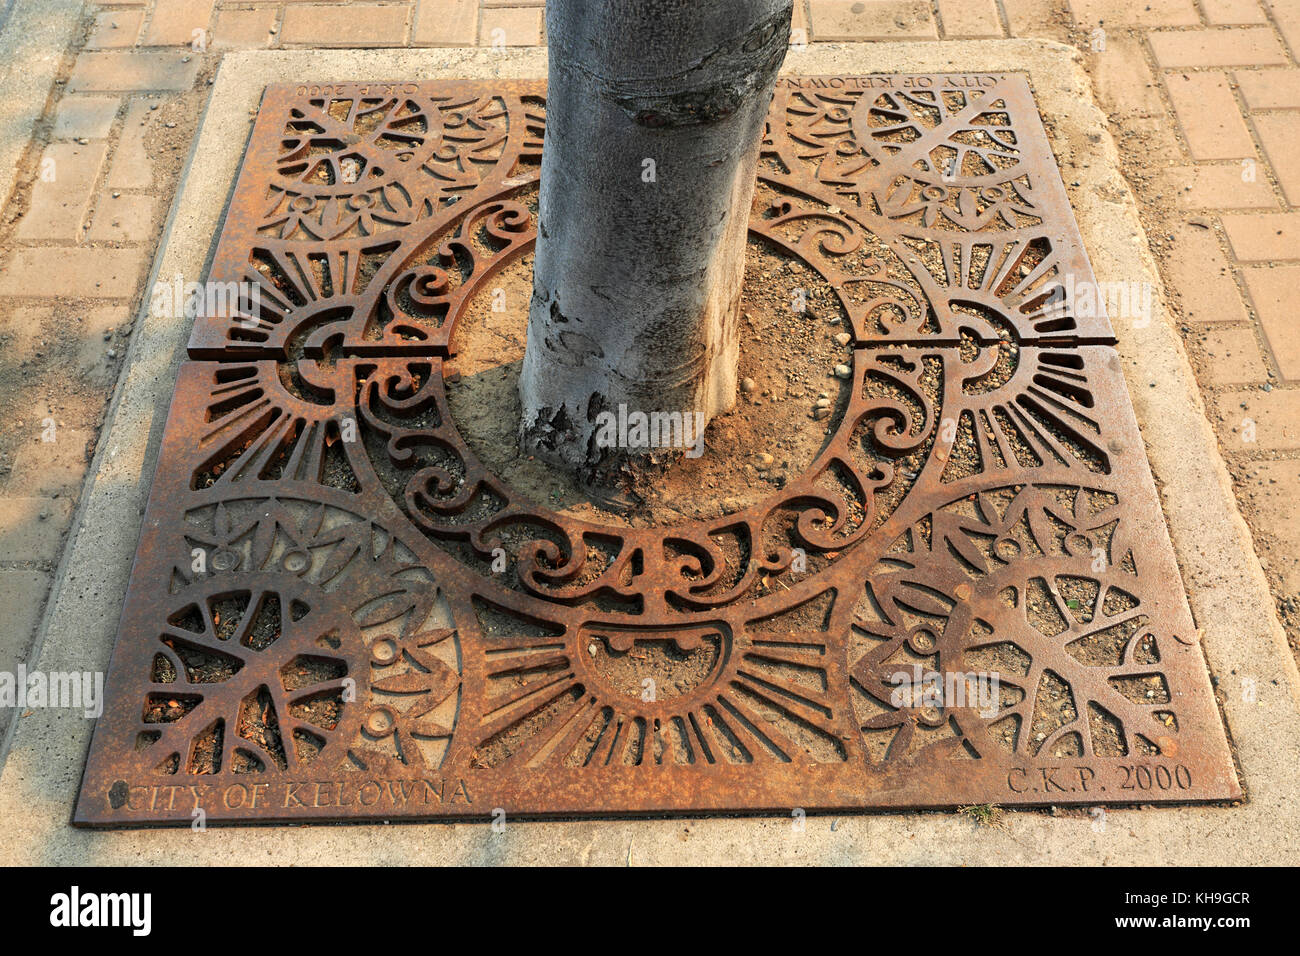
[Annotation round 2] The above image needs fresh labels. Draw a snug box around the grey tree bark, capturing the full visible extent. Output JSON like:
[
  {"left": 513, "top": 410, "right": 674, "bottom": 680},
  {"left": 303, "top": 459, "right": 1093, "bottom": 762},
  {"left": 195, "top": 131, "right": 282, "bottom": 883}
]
[{"left": 519, "top": 0, "right": 793, "bottom": 483}]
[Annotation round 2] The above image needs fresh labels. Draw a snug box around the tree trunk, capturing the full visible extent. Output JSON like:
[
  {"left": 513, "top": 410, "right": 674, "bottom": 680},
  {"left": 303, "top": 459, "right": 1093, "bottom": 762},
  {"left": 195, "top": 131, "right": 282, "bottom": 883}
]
[{"left": 520, "top": 0, "right": 792, "bottom": 483}]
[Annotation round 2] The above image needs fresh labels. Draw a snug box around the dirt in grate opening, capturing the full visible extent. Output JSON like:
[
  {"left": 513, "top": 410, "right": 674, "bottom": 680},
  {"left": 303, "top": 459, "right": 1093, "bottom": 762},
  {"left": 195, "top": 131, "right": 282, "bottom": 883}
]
[{"left": 446, "top": 240, "right": 856, "bottom": 529}]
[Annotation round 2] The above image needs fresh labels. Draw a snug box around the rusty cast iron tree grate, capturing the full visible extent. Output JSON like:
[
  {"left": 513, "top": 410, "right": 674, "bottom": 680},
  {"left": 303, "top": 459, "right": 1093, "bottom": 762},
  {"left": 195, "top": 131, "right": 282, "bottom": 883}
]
[{"left": 75, "top": 75, "right": 1239, "bottom": 826}]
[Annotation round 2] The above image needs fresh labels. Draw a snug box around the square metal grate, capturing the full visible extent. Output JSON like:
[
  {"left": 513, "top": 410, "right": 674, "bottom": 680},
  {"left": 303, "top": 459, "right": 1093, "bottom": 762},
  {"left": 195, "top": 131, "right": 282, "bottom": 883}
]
[{"left": 74, "top": 75, "right": 1240, "bottom": 825}]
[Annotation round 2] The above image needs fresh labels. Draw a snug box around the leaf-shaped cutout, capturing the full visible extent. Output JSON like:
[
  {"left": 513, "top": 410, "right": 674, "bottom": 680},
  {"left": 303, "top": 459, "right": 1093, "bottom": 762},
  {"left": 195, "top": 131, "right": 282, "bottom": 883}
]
[
  {"left": 372, "top": 658, "right": 458, "bottom": 701},
  {"left": 406, "top": 717, "right": 454, "bottom": 738},
  {"left": 353, "top": 589, "right": 420, "bottom": 627},
  {"left": 895, "top": 583, "right": 955, "bottom": 618}
]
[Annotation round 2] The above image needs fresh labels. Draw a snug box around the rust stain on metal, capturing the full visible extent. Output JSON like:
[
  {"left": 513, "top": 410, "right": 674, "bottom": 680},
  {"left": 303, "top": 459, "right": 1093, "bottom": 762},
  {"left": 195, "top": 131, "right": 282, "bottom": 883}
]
[{"left": 75, "top": 76, "right": 1239, "bottom": 826}]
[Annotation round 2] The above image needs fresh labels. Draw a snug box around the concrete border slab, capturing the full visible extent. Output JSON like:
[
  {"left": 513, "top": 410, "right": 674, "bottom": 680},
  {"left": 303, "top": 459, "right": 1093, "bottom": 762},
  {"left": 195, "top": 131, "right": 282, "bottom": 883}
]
[{"left": 2, "top": 41, "right": 1295, "bottom": 865}]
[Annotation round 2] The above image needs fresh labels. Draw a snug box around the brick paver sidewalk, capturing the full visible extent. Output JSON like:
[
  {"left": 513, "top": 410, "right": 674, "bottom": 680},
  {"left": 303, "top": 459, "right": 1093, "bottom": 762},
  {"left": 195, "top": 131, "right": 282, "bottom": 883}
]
[{"left": 0, "top": 0, "right": 1297, "bottom": 723}]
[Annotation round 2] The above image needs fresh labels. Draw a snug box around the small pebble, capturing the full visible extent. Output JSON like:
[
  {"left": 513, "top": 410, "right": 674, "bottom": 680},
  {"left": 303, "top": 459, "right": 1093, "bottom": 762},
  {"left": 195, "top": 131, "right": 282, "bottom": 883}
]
[
  {"left": 833, "top": 364, "right": 851, "bottom": 379},
  {"left": 740, "top": 377, "right": 757, "bottom": 393},
  {"left": 833, "top": 332, "right": 851, "bottom": 347}
]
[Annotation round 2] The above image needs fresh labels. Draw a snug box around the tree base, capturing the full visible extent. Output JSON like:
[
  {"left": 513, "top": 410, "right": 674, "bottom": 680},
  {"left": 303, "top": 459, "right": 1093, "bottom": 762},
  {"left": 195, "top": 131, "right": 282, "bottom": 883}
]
[{"left": 448, "top": 241, "right": 853, "bottom": 527}]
